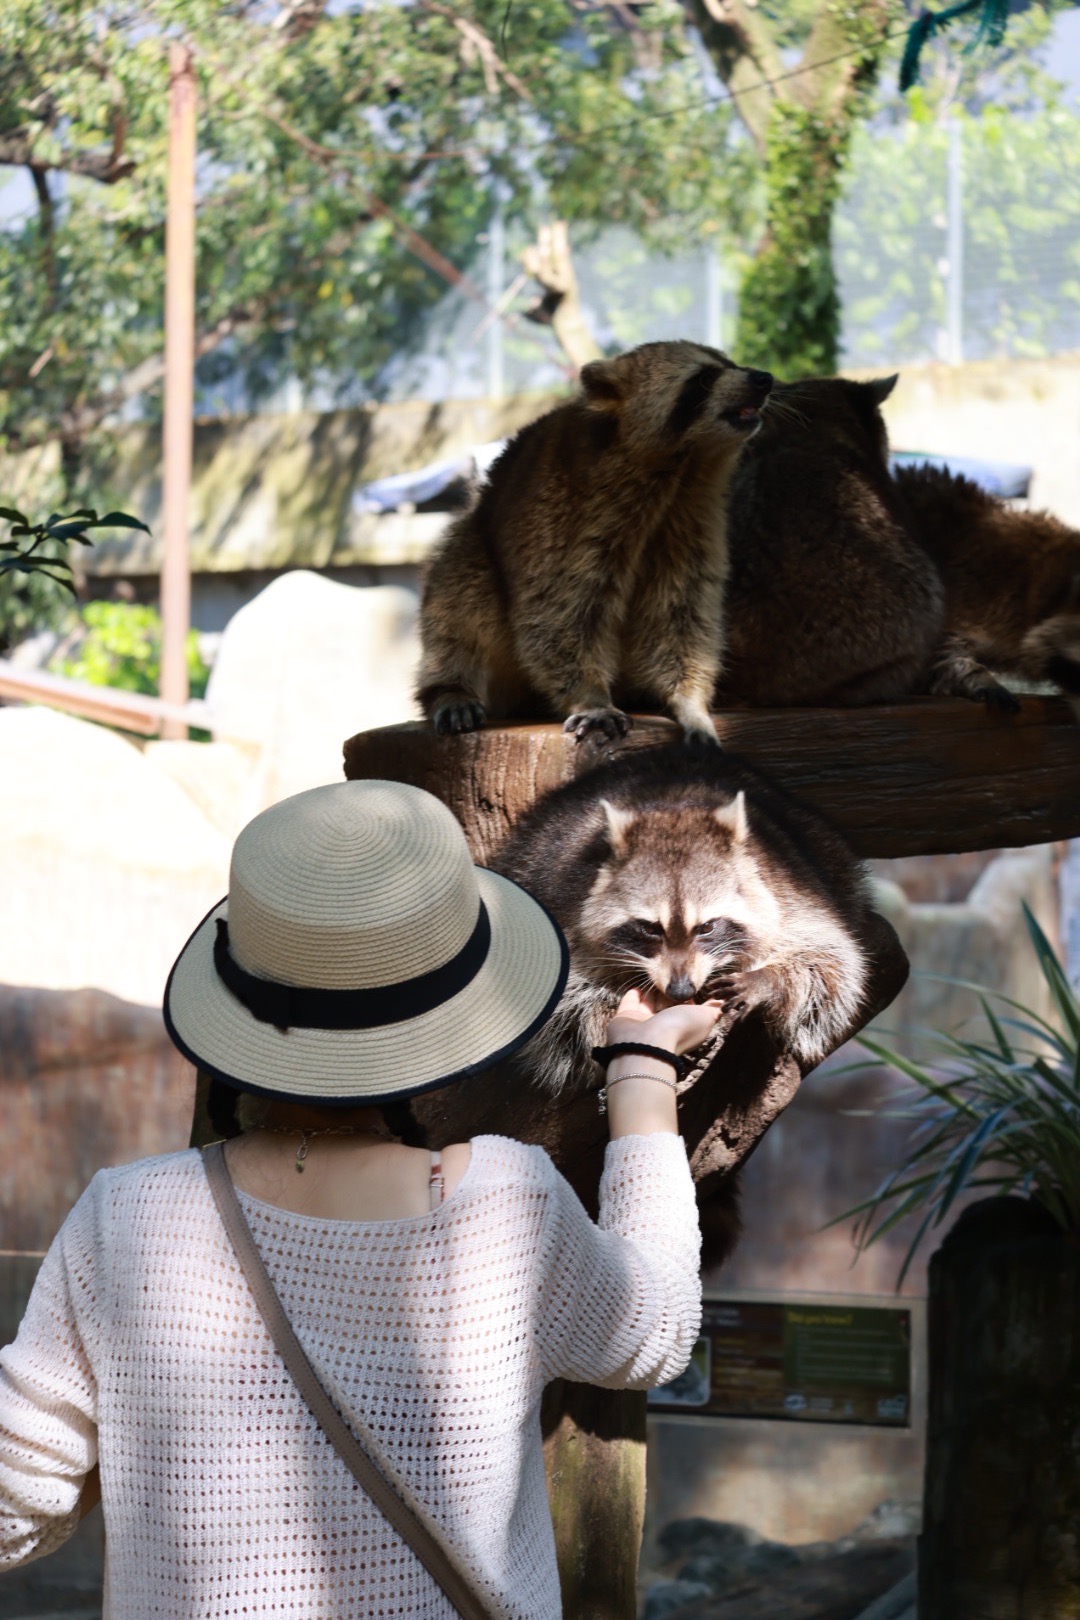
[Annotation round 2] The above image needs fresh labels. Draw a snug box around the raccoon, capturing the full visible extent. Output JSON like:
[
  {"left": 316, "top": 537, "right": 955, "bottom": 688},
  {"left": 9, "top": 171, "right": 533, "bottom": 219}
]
[
  {"left": 417, "top": 341, "right": 773, "bottom": 747},
  {"left": 717, "top": 375, "right": 945, "bottom": 707},
  {"left": 493, "top": 746, "right": 872, "bottom": 1098},
  {"left": 894, "top": 462, "right": 1080, "bottom": 706}
]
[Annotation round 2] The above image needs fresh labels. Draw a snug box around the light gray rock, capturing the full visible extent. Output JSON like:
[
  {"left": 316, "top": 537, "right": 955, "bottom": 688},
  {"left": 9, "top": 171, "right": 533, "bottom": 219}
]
[
  {"left": 205, "top": 570, "right": 420, "bottom": 810},
  {"left": 0, "top": 706, "right": 229, "bottom": 1004}
]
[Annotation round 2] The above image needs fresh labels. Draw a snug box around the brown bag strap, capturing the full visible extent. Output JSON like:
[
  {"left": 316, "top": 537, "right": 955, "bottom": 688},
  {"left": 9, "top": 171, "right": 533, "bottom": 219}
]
[{"left": 201, "top": 1142, "right": 499, "bottom": 1620}]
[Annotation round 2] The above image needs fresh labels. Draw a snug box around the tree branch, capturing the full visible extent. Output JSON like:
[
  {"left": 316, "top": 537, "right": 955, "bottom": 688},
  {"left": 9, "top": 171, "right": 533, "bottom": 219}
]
[
  {"left": 12, "top": 306, "right": 263, "bottom": 451},
  {"left": 521, "top": 222, "right": 601, "bottom": 372},
  {"left": 795, "top": 0, "right": 898, "bottom": 120},
  {"left": 0, "top": 129, "right": 135, "bottom": 183},
  {"left": 416, "top": 2, "right": 533, "bottom": 102},
  {"left": 680, "top": 0, "right": 783, "bottom": 153}
]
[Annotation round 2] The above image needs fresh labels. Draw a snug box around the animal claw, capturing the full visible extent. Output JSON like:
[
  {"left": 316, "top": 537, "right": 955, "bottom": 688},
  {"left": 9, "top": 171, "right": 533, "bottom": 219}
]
[
  {"left": 432, "top": 696, "right": 487, "bottom": 736},
  {"left": 981, "top": 683, "right": 1021, "bottom": 714},
  {"left": 563, "top": 707, "right": 631, "bottom": 744},
  {"left": 682, "top": 723, "right": 722, "bottom": 751},
  {"left": 710, "top": 966, "right": 777, "bottom": 1025}
]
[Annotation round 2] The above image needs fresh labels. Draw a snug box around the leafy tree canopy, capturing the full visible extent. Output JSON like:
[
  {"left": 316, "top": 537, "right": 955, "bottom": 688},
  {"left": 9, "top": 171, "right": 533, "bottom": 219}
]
[
  {"left": 837, "top": 4, "right": 1080, "bottom": 364},
  {"left": 0, "top": 0, "right": 753, "bottom": 475}
]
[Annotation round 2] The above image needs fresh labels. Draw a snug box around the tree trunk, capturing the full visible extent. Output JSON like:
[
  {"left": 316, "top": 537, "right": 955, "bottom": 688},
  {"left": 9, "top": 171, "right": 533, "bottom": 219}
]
[
  {"left": 920, "top": 1197, "right": 1080, "bottom": 1618},
  {"left": 521, "top": 221, "right": 602, "bottom": 373},
  {"left": 735, "top": 103, "right": 845, "bottom": 377},
  {"left": 685, "top": 0, "right": 898, "bottom": 378}
]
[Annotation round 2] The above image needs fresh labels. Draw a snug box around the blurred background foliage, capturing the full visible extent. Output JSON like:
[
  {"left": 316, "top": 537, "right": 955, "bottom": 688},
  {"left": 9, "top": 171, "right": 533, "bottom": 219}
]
[
  {"left": 53, "top": 602, "right": 210, "bottom": 703},
  {"left": 1, "top": 0, "right": 1077, "bottom": 524}
]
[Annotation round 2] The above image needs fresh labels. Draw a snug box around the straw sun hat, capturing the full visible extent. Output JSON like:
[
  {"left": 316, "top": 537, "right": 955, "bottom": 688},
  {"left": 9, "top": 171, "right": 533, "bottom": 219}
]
[{"left": 164, "top": 779, "right": 569, "bottom": 1105}]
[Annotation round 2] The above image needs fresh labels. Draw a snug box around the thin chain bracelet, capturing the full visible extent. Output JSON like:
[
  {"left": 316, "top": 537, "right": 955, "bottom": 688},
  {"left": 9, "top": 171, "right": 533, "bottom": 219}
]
[{"left": 598, "top": 1070, "right": 678, "bottom": 1116}]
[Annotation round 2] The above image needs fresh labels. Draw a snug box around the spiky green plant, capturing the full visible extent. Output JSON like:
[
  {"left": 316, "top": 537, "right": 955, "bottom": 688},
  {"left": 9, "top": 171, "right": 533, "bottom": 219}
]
[{"left": 838, "top": 905, "right": 1080, "bottom": 1286}]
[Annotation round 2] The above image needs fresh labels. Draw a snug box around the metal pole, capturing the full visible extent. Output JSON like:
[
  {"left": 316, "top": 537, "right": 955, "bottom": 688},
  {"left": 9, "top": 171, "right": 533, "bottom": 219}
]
[
  {"left": 161, "top": 42, "right": 196, "bottom": 738},
  {"left": 946, "top": 117, "right": 963, "bottom": 366},
  {"left": 486, "top": 200, "right": 505, "bottom": 401},
  {"left": 705, "top": 244, "right": 724, "bottom": 350}
]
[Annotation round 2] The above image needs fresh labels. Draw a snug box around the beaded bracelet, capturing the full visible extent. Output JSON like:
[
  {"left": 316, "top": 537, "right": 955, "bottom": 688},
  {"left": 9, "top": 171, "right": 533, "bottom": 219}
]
[
  {"left": 590, "top": 1041, "right": 692, "bottom": 1082},
  {"left": 598, "top": 1071, "right": 678, "bottom": 1116}
]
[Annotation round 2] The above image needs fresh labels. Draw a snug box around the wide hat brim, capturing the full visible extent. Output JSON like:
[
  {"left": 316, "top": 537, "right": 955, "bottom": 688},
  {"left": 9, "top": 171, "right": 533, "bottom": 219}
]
[{"left": 164, "top": 868, "right": 569, "bottom": 1106}]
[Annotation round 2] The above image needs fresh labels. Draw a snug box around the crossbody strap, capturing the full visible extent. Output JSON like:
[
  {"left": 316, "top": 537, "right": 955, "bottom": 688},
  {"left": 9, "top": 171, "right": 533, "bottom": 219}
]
[{"left": 201, "top": 1142, "right": 499, "bottom": 1620}]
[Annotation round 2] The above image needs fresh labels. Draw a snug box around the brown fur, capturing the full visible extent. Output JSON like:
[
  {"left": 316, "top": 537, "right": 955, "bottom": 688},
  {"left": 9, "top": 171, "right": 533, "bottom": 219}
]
[
  {"left": 895, "top": 464, "right": 1080, "bottom": 706},
  {"left": 717, "top": 376, "right": 945, "bottom": 706},
  {"left": 494, "top": 747, "right": 876, "bottom": 1266},
  {"left": 417, "top": 341, "right": 772, "bottom": 746},
  {"left": 495, "top": 746, "right": 871, "bottom": 1088}
]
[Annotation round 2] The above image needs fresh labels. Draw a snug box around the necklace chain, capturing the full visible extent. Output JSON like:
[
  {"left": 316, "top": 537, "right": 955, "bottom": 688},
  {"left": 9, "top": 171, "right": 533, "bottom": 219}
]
[{"left": 257, "top": 1123, "right": 393, "bottom": 1174}]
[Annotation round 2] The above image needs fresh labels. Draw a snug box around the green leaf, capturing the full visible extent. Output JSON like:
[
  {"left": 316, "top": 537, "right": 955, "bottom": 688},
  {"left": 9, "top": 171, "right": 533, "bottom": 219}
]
[
  {"left": 44, "top": 520, "right": 94, "bottom": 539},
  {"left": 0, "top": 506, "right": 28, "bottom": 525},
  {"left": 90, "top": 512, "right": 151, "bottom": 533}
]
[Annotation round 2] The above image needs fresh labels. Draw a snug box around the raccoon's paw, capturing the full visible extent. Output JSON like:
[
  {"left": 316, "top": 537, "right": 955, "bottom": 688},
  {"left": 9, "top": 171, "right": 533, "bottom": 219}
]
[
  {"left": 713, "top": 965, "right": 779, "bottom": 1030},
  {"left": 978, "top": 680, "right": 1022, "bottom": 714},
  {"left": 681, "top": 720, "right": 722, "bottom": 751},
  {"left": 563, "top": 706, "right": 631, "bottom": 745},
  {"left": 432, "top": 694, "right": 487, "bottom": 735}
]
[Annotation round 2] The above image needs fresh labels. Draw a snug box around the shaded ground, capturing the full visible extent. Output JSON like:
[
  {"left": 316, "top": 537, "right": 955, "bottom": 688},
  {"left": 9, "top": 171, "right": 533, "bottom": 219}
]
[{"left": 641, "top": 1502, "right": 918, "bottom": 1620}]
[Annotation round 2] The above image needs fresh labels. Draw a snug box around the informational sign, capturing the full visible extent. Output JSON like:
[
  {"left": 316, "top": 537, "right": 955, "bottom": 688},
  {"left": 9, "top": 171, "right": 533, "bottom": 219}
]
[{"left": 647, "top": 1295, "right": 914, "bottom": 1428}]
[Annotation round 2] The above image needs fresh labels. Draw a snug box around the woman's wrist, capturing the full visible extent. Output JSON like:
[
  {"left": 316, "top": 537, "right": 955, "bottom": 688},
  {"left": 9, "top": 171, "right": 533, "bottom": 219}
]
[{"left": 605, "top": 1068, "right": 679, "bottom": 1137}]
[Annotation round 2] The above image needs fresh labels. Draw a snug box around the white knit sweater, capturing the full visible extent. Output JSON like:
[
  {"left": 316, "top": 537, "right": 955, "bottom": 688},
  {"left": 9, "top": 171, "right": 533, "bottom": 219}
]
[{"left": 0, "top": 1132, "right": 700, "bottom": 1618}]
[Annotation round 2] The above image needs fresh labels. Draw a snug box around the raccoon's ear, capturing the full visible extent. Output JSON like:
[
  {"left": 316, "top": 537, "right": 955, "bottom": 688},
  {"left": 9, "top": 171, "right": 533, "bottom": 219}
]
[
  {"left": 580, "top": 359, "right": 627, "bottom": 410},
  {"left": 600, "top": 798, "right": 636, "bottom": 856},
  {"left": 865, "top": 373, "right": 899, "bottom": 406},
  {"left": 714, "top": 791, "right": 749, "bottom": 844}
]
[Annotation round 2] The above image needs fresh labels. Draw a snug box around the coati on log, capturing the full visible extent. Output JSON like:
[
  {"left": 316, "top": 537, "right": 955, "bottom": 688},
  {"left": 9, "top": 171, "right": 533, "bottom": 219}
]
[
  {"left": 417, "top": 341, "right": 773, "bottom": 747},
  {"left": 493, "top": 746, "right": 873, "bottom": 1098},
  {"left": 894, "top": 462, "right": 1080, "bottom": 707},
  {"left": 717, "top": 375, "right": 945, "bottom": 707}
]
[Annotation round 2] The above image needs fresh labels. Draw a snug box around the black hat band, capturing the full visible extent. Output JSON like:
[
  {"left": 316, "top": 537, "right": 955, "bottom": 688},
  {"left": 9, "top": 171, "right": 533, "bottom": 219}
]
[{"left": 212, "top": 904, "right": 491, "bottom": 1032}]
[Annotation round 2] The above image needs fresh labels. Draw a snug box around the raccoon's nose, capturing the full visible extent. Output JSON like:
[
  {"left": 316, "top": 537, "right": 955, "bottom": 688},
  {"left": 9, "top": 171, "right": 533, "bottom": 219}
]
[
  {"left": 746, "top": 369, "right": 773, "bottom": 394},
  {"left": 666, "top": 973, "right": 696, "bottom": 1003}
]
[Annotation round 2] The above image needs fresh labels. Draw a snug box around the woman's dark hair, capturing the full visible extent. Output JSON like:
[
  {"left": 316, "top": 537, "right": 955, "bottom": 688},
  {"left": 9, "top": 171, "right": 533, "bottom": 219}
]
[{"left": 200, "top": 1072, "right": 428, "bottom": 1146}]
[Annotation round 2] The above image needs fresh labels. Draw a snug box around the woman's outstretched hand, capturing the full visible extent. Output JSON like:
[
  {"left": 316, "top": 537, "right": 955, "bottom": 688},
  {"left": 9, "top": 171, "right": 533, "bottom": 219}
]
[
  {"left": 606, "top": 987, "right": 723, "bottom": 1056},
  {"left": 601, "top": 990, "right": 724, "bottom": 1139}
]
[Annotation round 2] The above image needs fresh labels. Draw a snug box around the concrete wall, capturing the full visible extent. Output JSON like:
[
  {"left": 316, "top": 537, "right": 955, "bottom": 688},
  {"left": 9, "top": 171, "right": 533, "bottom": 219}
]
[{"left": 878, "top": 353, "right": 1080, "bottom": 526}]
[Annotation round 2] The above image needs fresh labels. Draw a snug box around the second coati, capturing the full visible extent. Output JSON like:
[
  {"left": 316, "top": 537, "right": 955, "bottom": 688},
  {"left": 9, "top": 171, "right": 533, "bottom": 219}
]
[
  {"left": 717, "top": 375, "right": 945, "bottom": 707},
  {"left": 493, "top": 746, "right": 873, "bottom": 1098},
  {"left": 417, "top": 341, "right": 773, "bottom": 747},
  {"left": 895, "top": 463, "right": 1080, "bottom": 706}
]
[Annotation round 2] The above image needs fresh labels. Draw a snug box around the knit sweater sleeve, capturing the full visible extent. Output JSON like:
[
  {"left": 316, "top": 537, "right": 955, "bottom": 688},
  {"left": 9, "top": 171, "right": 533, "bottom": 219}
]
[
  {"left": 0, "top": 1177, "right": 104, "bottom": 1570},
  {"left": 534, "top": 1132, "right": 701, "bottom": 1390}
]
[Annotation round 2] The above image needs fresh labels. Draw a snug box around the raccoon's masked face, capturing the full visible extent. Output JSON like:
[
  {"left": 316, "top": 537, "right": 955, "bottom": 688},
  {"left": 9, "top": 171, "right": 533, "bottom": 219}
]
[
  {"left": 576, "top": 792, "right": 782, "bottom": 1005},
  {"left": 580, "top": 341, "right": 774, "bottom": 456}
]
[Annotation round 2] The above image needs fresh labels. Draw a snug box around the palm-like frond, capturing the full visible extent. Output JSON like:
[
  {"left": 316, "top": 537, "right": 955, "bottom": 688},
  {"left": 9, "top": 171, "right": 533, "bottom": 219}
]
[{"left": 831, "top": 906, "right": 1080, "bottom": 1285}]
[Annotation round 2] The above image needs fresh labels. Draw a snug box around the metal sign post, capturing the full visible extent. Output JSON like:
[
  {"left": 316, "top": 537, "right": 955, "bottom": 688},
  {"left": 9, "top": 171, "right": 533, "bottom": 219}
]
[{"left": 160, "top": 42, "right": 196, "bottom": 739}]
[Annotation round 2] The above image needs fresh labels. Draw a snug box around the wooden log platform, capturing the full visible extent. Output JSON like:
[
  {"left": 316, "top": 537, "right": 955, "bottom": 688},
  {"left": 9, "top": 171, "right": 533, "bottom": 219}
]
[{"left": 343, "top": 696, "right": 1080, "bottom": 861}]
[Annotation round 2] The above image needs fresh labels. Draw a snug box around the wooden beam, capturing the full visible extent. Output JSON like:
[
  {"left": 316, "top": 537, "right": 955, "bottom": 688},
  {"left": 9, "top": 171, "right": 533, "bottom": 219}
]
[
  {"left": 343, "top": 698, "right": 1080, "bottom": 861},
  {"left": 0, "top": 660, "right": 208, "bottom": 736}
]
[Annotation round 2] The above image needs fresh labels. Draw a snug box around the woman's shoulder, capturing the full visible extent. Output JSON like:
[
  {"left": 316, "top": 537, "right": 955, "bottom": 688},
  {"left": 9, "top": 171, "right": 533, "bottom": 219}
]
[
  {"left": 469, "top": 1134, "right": 561, "bottom": 1191},
  {"left": 75, "top": 1147, "right": 206, "bottom": 1223}
]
